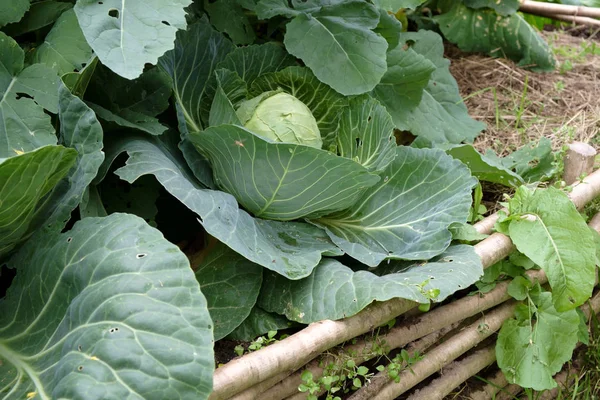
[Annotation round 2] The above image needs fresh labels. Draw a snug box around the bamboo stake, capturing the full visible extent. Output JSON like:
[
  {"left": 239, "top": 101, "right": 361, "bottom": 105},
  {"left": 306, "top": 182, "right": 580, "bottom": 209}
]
[
  {"left": 346, "top": 270, "right": 545, "bottom": 400},
  {"left": 279, "top": 272, "right": 534, "bottom": 400},
  {"left": 287, "top": 322, "right": 463, "bottom": 400},
  {"left": 547, "top": 14, "right": 600, "bottom": 28},
  {"left": 209, "top": 298, "right": 417, "bottom": 400},
  {"left": 404, "top": 345, "right": 497, "bottom": 400},
  {"left": 374, "top": 302, "right": 518, "bottom": 400},
  {"left": 494, "top": 384, "right": 523, "bottom": 400},
  {"left": 468, "top": 369, "right": 510, "bottom": 400},
  {"left": 212, "top": 171, "right": 600, "bottom": 399},
  {"left": 563, "top": 142, "right": 597, "bottom": 185},
  {"left": 520, "top": 0, "right": 600, "bottom": 19}
]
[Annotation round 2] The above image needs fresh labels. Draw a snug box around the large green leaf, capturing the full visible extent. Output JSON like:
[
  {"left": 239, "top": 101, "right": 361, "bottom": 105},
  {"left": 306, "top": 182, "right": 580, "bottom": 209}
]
[
  {"left": 101, "top": 131, "right": 342, "bottom": 279},
  {"left": 250, "top": 66, "right": 349, "bottom": 148},
  {"left": 374, "top": 8, "right": 403, "bottom": 50},
  {"left": 373, "top": 30, "right": 485, "bottom": 143},
  {"left": 497, "top": 291, "right": 579, "bottom": 390},
  {"left": 278, "top": 0, "right": 388, "bottom": 95},
  {"left": 208, "top": 69, "right": 245, "bottom": 127},
  {"left": 463, "top": 0, "right": 519, "bottom": 15},
  {"left": 85, "top": 65, "right": 171, "bottom": 135},
  {"left": 29, "top": 84, "right": 105, "bottom": 232},
  {"left": 194, "top": 241, "right": 263, "bottom": 340},
  {"left": 159, "top": 18, "right": 235, "bottom": 132},
  {"left": 501, "top": 187, "right": 596, "bottom": 311},
  {"left": 372, "top": 0, "right": 427, "bottom": 11},
  {"left": 0, "top": 146, "right": 76, "bottom": 260},
  {"left": 0, "top": 0, "right": 29, "bottom": 27},
  {"left": 255, "top": 0, "right": 387, "bottom": 95},
  {"left": 0, "top": 214, "right": 214, "bottom": 399},
  {"left": 445, "top": 144, "right": 524, "bottom": 187},
  {"left": 74, "top": 0, "right": 192, "bottom": 79},
  {"left": 30, "top": 9, "right": 92, "bottom": 76},
  {"left": 259, "top": 245, "right": 482, "bottom": 323},
  {"left": 3, "top": 1, "right": 72, "bottom": 37},
  {"left": 217, "top": 43, "right": 297, "bottom": 87},
  {"left": 206, "top": 0, "right": 256, "bottom": 45},
  {"left": 435, "top": 2, "right": 555, "bottom": 72},
  {"left": 313, "top": 146, "right": 476, "bottom": 266},
  {"left": 484, "top": 137, "right": 556, "bottom": 183},
  {"left": 371, "top": 41, "right": 436, "bottom": 128},
  {"left": 336, "top": 96, "right": 396, "bottom": 173},
  {"left": 190, "top": 125, "right": 380, "bottom": 221},
  {"left": 0, "top": 32, "right": 59, "bottom": 158},
  {"left": 227, "top": 307, "right": 293, "bottom": 341}
]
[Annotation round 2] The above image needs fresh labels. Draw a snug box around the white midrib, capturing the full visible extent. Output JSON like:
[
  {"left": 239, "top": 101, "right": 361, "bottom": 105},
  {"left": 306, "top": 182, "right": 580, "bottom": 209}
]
[
  {"left": 533, "top": 214, "right": 569, "bottom": 292},
  {"left": 0, "top": 342, "right": 49, "bottom": 400},
  {"left": 120, "top": 0, "right": 126, "bottom": 65},
  {"left": 0, "top": 78, "right": 17, "bottom": 106}
]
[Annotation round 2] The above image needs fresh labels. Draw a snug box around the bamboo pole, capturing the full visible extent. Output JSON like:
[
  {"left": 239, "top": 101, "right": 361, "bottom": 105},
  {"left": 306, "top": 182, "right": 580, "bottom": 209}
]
[
  {"left": 374, "top": 302, "right": 517, "bottom": 400},
  {"left": 345, "top": 270, "right": 545, "bottom": 400},
  {"left": 468, "top": 369, "right": 510, "bottom": 400},
  {"left": 278, "top": 273, "right": 536, "bottom": 400},
  {"left": 547, "top": 14, "right": 600, "bottom": 28},
  {"left": 563, "top": 142, "right": 597, "bottom": 185},
  {"left": 404, "top": 345, "right": 497, "bottom": 400},
  {"left": 520, "top": 0, "right": 600, "bottom": 19}
]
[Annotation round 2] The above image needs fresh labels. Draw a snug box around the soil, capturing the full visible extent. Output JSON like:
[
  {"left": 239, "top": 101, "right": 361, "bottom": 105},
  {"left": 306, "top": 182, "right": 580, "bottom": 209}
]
[{"left": 446, "top": 29, "right": 600, "bottom": 156}]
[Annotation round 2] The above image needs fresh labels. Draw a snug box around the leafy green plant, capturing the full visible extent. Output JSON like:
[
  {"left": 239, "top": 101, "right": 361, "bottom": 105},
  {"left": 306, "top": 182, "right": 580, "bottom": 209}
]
[
  {"left": 376, "top": 349, "right": 423, "bottom": 383},
  {"left": 494, "top": 186, "right": 598, "bottom": 391},
  {"left": 299, "top": 356, "right": 376, "bottom": 399},
  {"left": 233, "top": 330, "right": 281, "bottom": 356},
  {"left": 0, "top": 0, "right": 592, "bottom": 398}
]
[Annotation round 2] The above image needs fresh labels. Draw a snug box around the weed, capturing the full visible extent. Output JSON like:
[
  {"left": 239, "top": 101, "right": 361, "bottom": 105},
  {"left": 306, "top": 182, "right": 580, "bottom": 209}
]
[{"left": 234, "top": 330, "right": 281, "bottom": 357}]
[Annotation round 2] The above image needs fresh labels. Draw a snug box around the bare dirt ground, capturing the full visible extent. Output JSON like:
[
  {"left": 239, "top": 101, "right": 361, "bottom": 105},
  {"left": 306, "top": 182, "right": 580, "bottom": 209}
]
[{"left": 447, "top": 29, "right": 600, "bottom": 157}]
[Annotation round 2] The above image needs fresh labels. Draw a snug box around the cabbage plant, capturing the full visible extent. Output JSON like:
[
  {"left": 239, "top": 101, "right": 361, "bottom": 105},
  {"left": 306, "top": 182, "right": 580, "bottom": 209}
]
[{"left": 0, "top": 0, "right": 562, "bottom": 398}]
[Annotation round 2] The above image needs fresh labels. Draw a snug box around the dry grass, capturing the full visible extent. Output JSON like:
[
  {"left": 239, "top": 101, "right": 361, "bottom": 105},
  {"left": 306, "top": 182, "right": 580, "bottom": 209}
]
[
  {"left": 439, "top": 29, "right": 600, "bottom": 400},
  {"left": 446, "top": 30, "right": 600, "bottom": 156}
]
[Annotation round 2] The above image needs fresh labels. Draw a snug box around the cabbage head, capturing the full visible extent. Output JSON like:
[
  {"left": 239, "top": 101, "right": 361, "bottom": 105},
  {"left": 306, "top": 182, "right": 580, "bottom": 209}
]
[{"left": 237, "top": 91, "right": 323, "bottom": 149}]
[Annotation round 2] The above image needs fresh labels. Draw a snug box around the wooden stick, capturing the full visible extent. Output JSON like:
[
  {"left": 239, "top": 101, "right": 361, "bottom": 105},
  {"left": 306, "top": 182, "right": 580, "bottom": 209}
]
[
  {"left": 209, "top": 298, "right": 416, "bottom": 400},
  {"left": 290, "top": 322, "right": 463, "bottom": 400},
  {"left": 494, "top": 384, "right": 523, "bottom": 400},
  {"left": 404, "top": 345, "right": 497, "bottom": 400},
  {"left": 281, "top": 271, "right": 540, "bottom": 400},
  {"left": 520, "top": 0, "right": 600, "bottom": 19},
  {"left": 571, "top": 167, "right": 600, "bottom": 209},
  {"left": 468, "top": 369, "right": 510, "bottom": 400},
  {"left": 374, "top": 302, "right": 517, "bottom": 400},
  {"left": 563, "top": 142, "right": 597, "bottom": 185},
  {"left": 548, "top": 14, "right": 600, "bottom": 28},
  {"left": 346, "top": 270, "right": 545, "bottom": 400}
]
